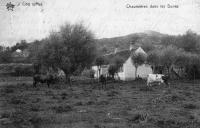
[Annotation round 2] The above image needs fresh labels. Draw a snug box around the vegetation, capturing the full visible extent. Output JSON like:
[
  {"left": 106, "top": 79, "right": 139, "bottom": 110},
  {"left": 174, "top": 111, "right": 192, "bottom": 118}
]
[
  {"left": 34, "top": 23, "right": 96, "bottom": 82},
  {"left": 11, "top": 40, "right": 29, "bottom": 52},
  {"left": 0, "top": 28, "right": 199, "bottom": 79},
  {"left": 108, "top": 64, "right": 118, "bottom": 79},
  {"left": 108, "top": 56, "right": 124, "bottom": 79},
  {"left": 1, "top": 78, "right": 200, "bottom": 128},
  {"left": 81, "top": 68, "right": 95, "bottom": 78},
  {"left": 131, "top": 52, "right": 147, "bottom": 79},
  {"left": 0, "top": 50, "right": 12, "bottom": 63}
]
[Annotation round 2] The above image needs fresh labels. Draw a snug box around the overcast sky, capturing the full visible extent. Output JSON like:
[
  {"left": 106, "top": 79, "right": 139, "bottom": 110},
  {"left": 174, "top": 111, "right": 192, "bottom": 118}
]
[{"left": 0, "top": 0, "right": 200, "bottom": 46}]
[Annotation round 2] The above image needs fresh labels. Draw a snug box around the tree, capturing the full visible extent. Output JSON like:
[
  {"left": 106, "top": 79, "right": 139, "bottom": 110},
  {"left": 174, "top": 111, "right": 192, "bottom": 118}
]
[
  {"left": 161, "top": 35, "right": 177, "bottom": 46},
  {"left": 0, "top": 49, "right": 12, "bottom": 63},
  {"left": 147, "top": 49, "right": 161, "bottom": 73},
  {"left": 185, "top": 53, "right": 200, "bottom": 79},
  {"left": 110, "top": 56, "right": 125, "bottom": 80},
  {"left": 95, "top": 56, "right": 105, "bottom": 79},
  {"left": 11, "top": 40, "right": 28, "bottom": 52},
  {"left": 174, "top": 50, "right": 190, "bottom": 76},
  {"left": 38, "top": 23, "right": 96, "bottom": 83},
  {"left": 27, "top": 40, "right": 44, "bottom": 63},
  {"left": 176, "top": 30, "right": 199, "bottom": 52},
  {"left": 131, "top": 52, "right": 146, "bottom": 79},
  {"left": 141, "top": 41, "right": 155, "bottom": 52},
  {"left": 111, "top": 56, "right": 124, "bottom": 69},
  {"left": 101, "top": 45, "right": 108, "bottom": 54},
  {"left": 0, "top": 46, "right": 4, "bottom": 52},
  {"left": 108, "top": 64, "right": 118, "bottom": 79},
  {"left": 160, "top": 45, "right": 183, "bottom": 77}
]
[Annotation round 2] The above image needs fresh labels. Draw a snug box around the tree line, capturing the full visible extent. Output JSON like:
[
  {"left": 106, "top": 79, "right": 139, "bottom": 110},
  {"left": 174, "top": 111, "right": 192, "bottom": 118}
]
[
  {"left": 95, "top": 30, "right": 200, "bottom": 80},
  {"left": 0, "top": 24, "right": 199, "bottom": 80}
]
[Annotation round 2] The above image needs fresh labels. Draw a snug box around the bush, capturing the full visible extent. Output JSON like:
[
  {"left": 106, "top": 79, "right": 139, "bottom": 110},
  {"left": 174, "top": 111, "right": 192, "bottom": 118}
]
[
  {"left": 14, "top": 65, "right": 34, "bottom": 76},
  {"left": 81, "top": 69, "right": 95, "bottom": 78},
  {"left": 139, "top": 86, "right": 153, "bottom": 91},
  {"left": 0, "top": 63, "right": 33, "bottom": 77},
  {"left": 185, "top": 65, "right": 200, "bottom": 79},
  {"left": 52, "top": 105, "right": 73, "bottom": 113},
  {"left": 3, "top": 87, "right": 14, "bottom": 93},
  {"left": 183, "top": 103, "right": 198, "bottom": 109}
]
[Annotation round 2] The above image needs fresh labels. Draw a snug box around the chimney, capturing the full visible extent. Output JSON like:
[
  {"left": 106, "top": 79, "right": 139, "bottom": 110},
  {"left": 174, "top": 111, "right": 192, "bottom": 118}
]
[{"left": 130, "top": 42, "right": 134, "bottom": 51}]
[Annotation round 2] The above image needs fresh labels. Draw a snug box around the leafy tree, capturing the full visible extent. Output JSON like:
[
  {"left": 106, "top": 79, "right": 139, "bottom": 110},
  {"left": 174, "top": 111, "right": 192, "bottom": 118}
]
[
  {"left": 38, "top": 23, "right": 96, "bottom": 83},
  {"left": 131, "top": 36, "right": 140, "bottom": 43},
  {"left": 174, "top": 50, "right": 190, "bottom": 75},
  {"left": 0, "top": 50, "right": 12, "bottom": 63},
  {"left": 147, "top": 49, "right": 161, "bottom": 73},
  {"left": 101, "top": 45, "right": 108, "bottom": 54},
  {"left": 108, "top": 64, "right": 118, "bottom": 79},
  {"left": 28, "top": 40, "right": 42, "bottom": 57},
  {"left": 81, "top": 68, "right": 95, "bottom": 78},
  {"left": 110, "top": 56, "right": 125, "bottom": 80},
  {"left": 111, "top": 56, "right": 124, "bottom": 69},
  {"left": 141, "top": 41, "right": 155, "bottom": 52},
  {"left": 160, "top": 45, "right": 183, "bottom": 77},
  {"left": 176, "top": 30, "right": 199, "bottom": 52},
  {"left": 161, "top": 35, "right": 177, "bottom": 46},
  {"left": 11, "top": 40, "right": 28, "bottom": 52},
  {"left": 131, "top": 52, "right": 146, "bottom": 79},
  {"left": 185, "top": 53, "right": 200, "bottom": 79},
  {"left": 0, "top": 46, "right": 4, "bottom": 52}
]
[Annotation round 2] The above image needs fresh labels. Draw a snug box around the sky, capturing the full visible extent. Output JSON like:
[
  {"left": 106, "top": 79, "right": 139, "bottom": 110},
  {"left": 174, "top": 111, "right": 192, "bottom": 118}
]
[{"left": 0, "top": 0, "right": 200, "bottom": 46}]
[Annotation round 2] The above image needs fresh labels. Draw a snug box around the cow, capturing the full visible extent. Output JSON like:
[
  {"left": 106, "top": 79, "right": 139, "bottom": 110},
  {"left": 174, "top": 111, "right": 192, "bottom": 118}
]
[
  {"left": 99, "top": 74, "right": 107, "bottom": 89},
  {"left": 147, "top": 74, "right": 169, "bottom": 86},
  {"left": 33, "top": 74, "right": 55, "bottom": 88}
]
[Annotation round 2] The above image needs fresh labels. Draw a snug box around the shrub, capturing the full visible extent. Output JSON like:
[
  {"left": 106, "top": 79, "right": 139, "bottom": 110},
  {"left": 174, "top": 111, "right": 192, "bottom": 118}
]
[
  {"left": 3, "top": 87, "right": 14, "bottom": 93},
  {"left": 14, "top": 65, "right": 34, "bottom": 76},
  {"left": 183, "top": 103, "right": 198, "bottom": 109},
  {"left": 127, "top": 112, "right": 148, "bottom": 123},
  {"left": 81, "top": 69, "right": 95, "bottom": 78},
  {"left": 139, "top": 86, "right": 153, "bottom": 91},
  {"left": 52, "top": 105, "right": 73, "bottom": 113},
  {"left": 107, "top": 90, "right": 119, "bottom": 97},
  {"left": 9, "top": 97, "right": 26, "bottom": 104}
]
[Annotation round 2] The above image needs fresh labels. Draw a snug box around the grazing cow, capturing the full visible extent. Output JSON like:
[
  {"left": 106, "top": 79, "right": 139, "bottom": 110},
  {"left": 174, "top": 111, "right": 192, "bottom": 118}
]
[
  {"left": 147, "top": 74, "right": 169, "bottom": 86},
  {"left": 33, "top": 74, "right": 55, "bottom": 88},
  {"left": 99, "top": 74, "right": 107, "bottom": 89},
  {"left": 161, "top": 75, "right": 169, "bottom": 86}
]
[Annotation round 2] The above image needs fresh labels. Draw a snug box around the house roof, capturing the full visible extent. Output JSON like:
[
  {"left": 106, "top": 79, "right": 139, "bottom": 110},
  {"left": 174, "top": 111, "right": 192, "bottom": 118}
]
[
  {"left": 12, "top": 49, "right": 30, "bottom": 58},
  {"left": 104, "top": 50, "right": 130, "bottom": 63},
  {"left": 16, "top": 49, "right": 22, "bottom": 53},
  {"left": 135, "top": 47, "right": 147, "bottom": 55},
  {"left": 103, "top": 47, "right": 146, "bottom": 64}
]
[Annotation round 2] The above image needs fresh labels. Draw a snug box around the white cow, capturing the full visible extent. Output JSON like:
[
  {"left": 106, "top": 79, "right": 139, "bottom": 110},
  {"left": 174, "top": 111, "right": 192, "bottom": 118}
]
[{"left": 147, "top": 74, "right": 165, "bottom": 86}]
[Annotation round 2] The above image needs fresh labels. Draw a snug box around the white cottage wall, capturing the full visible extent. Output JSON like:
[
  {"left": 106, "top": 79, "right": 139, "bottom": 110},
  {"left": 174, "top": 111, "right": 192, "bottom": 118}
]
[
  {"left": 121, "top": 57, "right": 153, "bottom": 80},
  {"left": 123, "top": 57, "right": 136, "bottom": 80}
]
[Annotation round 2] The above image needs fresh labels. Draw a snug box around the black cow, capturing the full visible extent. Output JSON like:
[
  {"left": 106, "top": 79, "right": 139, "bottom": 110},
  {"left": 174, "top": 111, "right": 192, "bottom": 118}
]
[
  {"left": 161, "top": 75, "right": 170, "bottom": 86},
  {"left": 33, "top": 74, "right": 55, "bottom": 88},
  {"left": 99, "top": 74, "right": 107, "bottom": 89}
]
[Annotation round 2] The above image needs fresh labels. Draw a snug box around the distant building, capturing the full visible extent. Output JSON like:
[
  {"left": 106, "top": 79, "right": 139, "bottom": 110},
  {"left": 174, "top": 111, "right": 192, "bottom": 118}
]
[
  {"left": 92, "top": 43, "right": 153, "bottom": 80},
  {"left": 11, "top": 49, "right": 30, "bottom": 62}
]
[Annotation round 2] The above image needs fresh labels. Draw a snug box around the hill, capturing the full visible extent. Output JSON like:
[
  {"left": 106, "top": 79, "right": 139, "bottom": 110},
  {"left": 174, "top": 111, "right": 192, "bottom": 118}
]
[{"left": 95, "top": 30, "right": 168, "bottom": 54}]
